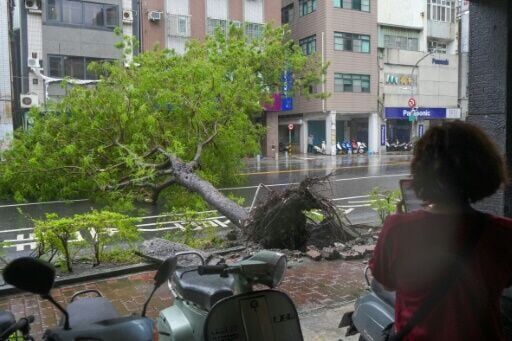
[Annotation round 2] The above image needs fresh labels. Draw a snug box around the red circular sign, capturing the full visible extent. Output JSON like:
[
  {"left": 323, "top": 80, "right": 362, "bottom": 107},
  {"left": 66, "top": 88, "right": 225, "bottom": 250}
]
[
  {"left": 408, "top": 97, "right": 416, "bottom": 108},
  {"left": 288, "top": 123, "right": 294, "bottom": 130}
]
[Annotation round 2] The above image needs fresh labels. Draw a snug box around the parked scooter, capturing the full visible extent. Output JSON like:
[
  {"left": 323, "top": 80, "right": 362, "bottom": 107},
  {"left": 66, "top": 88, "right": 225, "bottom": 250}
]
[
  {"left": 339, "top": 266, "right": 394, "bottom": 341},
  {"left": 0, "top": 310, "right": 34, "bottom": 341},
  {"left": 158, "top": 250, "right": 303, "bottom": 341},
  {"left": 3, "top": 257, "right": 176, "bottom": 340}
]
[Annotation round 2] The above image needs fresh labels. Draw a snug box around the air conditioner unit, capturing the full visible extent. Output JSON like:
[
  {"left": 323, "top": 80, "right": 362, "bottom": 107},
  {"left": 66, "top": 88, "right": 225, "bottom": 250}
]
[
  {"left": 148, "top": 11, "right": 162, "bottom": 22},
  {"left": 20, "top": 94, "right": 39, "bottom": 108},
  {"left": 122, "top": 10, "right": 133, "bottom": 23},
  {"left": 24, "top": 0, "right": 40, "bottom": 11},
  {"left": 27, "top": 57, "right": 40, "bottom": 68}
]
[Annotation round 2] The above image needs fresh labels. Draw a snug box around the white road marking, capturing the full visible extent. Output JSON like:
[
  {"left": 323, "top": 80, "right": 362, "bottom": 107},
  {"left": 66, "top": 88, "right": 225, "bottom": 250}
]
[
  {"left": 219, "top": 173, "right": 409, "bottom": 191},
  {"left": 0, "top": 199, "right": 89, "bottom": 208}
]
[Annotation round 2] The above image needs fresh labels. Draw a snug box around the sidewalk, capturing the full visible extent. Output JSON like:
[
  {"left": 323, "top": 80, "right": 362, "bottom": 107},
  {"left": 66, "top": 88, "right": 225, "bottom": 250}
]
[{"left": 0, "top": 259, "right": 366, "bottom": 339}]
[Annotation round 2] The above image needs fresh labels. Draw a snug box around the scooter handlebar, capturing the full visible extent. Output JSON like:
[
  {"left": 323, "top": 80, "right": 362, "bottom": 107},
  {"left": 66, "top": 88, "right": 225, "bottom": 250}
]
[
  {"left": 197, "top": 265, "right": 228, "bottom": 275},
  {"left": 0, "top": 315, "right": 35, "bottom": 339}
]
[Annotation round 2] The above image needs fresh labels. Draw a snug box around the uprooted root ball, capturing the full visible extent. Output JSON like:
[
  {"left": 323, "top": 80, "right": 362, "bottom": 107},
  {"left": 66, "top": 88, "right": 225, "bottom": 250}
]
[{"left": 244, "top": 176, "right": 359, "bottom": 250}]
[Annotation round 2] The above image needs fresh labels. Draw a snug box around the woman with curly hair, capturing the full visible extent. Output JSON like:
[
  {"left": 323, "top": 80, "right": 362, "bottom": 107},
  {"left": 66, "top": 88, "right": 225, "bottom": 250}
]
[{"left": 370, "top": 121, "right": 511, "bottom": 340}]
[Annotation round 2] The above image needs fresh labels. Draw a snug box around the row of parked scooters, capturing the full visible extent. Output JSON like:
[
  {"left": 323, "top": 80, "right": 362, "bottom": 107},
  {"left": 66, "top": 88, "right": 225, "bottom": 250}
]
[
  {"left": 312, "top": 138, "right": 368, "bottom": 155},
  {"left": 385, "top": 139, "right": 414, "bottom": 152},
  {"left": 0, "top": 250, "right": 303, "bottom": 340}
]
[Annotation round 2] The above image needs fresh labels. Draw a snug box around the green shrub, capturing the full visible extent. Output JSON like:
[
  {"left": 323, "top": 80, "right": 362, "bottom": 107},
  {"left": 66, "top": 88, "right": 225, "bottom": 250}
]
[{"left": 369, "top": 187, "right": 402, "bottom": 224}]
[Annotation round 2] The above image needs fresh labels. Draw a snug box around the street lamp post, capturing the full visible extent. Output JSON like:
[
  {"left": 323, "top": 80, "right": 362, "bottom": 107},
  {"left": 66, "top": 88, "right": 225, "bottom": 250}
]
[{"left": 409, "top": 50, "right": 435, "bottom": 139}]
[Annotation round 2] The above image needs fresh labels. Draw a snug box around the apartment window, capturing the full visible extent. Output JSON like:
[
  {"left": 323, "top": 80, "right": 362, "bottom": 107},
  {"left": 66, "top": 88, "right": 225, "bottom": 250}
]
[
  {"left": 46, "top": 0, "right": 119, "bottom": 29},
  {"left": 428, "top": 40, "right": 448, "bottom": 53},
  {"left": 281, "top": 4, "right": 294, "bottom": 24},
  {"left": 178, "top": 16, "right": 188, "bottom": 35},
  {"left": 334, "top": 32, "right": 370, "bottom": 53},
  {"left": 48, "top": 55, "right": 108, "bottom": 79},
  {"left": 299, "top": 35, "right": 316, "bottom": 55},
  {"left": 245, "top": 23, "right": 264, "bottom": 41},
  {"left": 427, "top": 0, "right": 455, "bottom": 23},
  {"left": 299, "top": 0, "right": 316, "bottom": 16},
  {"left": 334, "top": 73, "right": 370, "bottom": 93},
  {"left": 384, "top": 35, "right": 419, "bottom": 51},
  {"left": 333, "top": 0, "right": 370, "bottom": 12},
  {"left": 207, "top": 18, "right": 228, "bottom": 35}
]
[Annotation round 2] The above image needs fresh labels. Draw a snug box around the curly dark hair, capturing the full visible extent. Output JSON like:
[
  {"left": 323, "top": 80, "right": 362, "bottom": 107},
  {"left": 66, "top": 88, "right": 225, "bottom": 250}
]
[{"left": 411, "top": 121, "right": 508, "bottom": 204}]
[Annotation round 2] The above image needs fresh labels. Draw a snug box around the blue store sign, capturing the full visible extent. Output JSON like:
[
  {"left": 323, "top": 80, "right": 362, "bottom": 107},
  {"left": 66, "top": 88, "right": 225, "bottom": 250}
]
[
  {"left": 281, "top": 71, "right": 293, "bottom": 111},
  {"left": 385, "top": 107, "right": 461, "bottom": 120}
]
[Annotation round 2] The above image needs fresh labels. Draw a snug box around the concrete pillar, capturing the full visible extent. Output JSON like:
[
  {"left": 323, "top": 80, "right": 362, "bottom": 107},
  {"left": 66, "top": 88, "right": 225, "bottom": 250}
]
[
  {"left": 368, "top": 113, "right": 380, "bottom": 154},
  {"left": 344, "top": 121, "right": 350, "bottom": 140},
  {"left": 325, "top": 111, "right": 337, "bottom": 156},
  {"left": 264, "top": 112, "right": 279, "bottom": 157},
  {"left": 301, "top": 119, "right": 308, "bottom": 153}
]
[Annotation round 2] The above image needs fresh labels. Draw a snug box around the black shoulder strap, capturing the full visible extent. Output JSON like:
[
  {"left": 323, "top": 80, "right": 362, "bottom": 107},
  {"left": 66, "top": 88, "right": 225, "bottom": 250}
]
[{"left": 390, "top": 212, "right": 487, "bottom": 341}]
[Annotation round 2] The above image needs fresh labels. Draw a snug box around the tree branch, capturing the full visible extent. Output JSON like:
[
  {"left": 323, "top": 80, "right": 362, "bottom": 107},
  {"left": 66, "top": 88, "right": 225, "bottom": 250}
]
[{"left": 189, "top": 122, "right": 219, "bottom": 169}]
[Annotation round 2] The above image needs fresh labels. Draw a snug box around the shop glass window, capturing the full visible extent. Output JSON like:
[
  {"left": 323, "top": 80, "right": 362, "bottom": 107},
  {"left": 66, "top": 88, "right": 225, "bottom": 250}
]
[
  {"left": 62, "top": 0, "right": 83, "bottom": 24},
  {"left": 334, "top": 32, "right": 370, "bottom": 53},
  {"left": 48, "top": 55, "right": 109, "bottom": 79},
  {"left": 299, "top": 0, "right": 316, "bottom": 17},
  {"left": 334, "top": 73, "right": 370, "bottom": 93},
  {"left": 384, "top": 35, "right": 419, "bottom": 51},
  {"left": 49, "top": 56, "right": 63, "bottom": 77},
  {"left": 427, "top": 0, "right": 455, "bottom": 23},
  {"left": 47, "top": 0, "right": 61, "bottom": 21},
  {"left": 333, "top": 0, "right": 370, "bottom": 12},
  {"left": 281, "top": 4, "right": 294, "bottom": 24},
  {"left": 105, "top": 5, "right": 118, "bottom": 27},
  {"left": 84, "top": 2, "right": 104, "bottom": 27},
  {"left": 207, "top": 18, "right": 228, "bottom": 36},
  {"left": 299, "top": 35, "right": 316, "bottom": 55},
  {"left": 245, "top": 23, "right": 264, "bottom": 41}
]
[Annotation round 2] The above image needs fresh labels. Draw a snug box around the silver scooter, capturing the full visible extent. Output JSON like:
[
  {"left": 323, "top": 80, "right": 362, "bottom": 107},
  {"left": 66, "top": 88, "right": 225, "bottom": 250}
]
[
  {"left": 158, "top": 250, "right": 303, "bottom": 341},
  {"left": 3, "top": 256, "right": 177, "bottom": 340},
  {"left": 339, "top": 266, "right": 395, "bottom": 341}
]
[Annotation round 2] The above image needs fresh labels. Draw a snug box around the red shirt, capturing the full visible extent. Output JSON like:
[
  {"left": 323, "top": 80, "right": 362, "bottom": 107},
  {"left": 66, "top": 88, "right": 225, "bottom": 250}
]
[{"left": 370, "top": 210, "right": 512, "bottom": 340}]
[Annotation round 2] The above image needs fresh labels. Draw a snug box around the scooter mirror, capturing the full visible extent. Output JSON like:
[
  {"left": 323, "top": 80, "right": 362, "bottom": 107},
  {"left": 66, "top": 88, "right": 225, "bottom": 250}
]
[
  {"left": 3, "top": 257, "right": 55, "bottom": 296},
  {"left": 154, "top": 256, "right": 177, "bottom": 288}
]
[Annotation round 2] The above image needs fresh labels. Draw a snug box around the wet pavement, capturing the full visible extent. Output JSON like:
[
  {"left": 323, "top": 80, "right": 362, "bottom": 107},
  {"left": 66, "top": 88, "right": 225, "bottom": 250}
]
[
  {"left": 0, "top": 153, "right": 412, "bottom": 258},
  {"left": 0, "top": 259, "right": 367, "bottom": 340}
]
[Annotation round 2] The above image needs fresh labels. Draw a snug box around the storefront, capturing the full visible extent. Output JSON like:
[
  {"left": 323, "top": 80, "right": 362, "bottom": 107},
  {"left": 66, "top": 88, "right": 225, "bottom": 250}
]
[{"left": 384, "top": 107, "right": 462, "bottom": 143}]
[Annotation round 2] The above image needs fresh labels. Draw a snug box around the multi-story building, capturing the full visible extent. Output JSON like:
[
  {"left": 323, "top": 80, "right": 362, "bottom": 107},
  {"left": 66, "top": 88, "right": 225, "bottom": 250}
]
[
  {"left": 138, "top": 0, "right": 280, "bottom": 53},
  {"left": 0, "top": 0, "right": 14, "bottom": 148},
  {"left": 378, "top": 0, "right": 461, "bottom": 145},
  {"left": 10, "top": 0, "right": 133, "bottom": 128},
  {"left": 266, "top": 0, "right": 379, "bottom": 156}
]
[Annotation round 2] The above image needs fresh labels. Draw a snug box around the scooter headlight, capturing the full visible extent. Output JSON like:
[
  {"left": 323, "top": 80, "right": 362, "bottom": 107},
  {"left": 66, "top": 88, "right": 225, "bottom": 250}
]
[{"left": 247, "top": 250, "right": 287, "bottom": 288}]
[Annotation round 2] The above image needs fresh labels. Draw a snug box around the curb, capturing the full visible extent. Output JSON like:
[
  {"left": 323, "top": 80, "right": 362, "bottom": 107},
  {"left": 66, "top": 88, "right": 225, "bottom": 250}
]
[{"left": 0, "top": 262, "right": 158, "bottom": 297}]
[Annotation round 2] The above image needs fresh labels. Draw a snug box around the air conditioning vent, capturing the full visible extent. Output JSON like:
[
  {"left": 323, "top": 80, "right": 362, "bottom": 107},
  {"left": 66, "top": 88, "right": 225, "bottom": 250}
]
[
  {"left": 148, "top": 11, "right": 162, "bottom": 22},
  {"left": 25, "top": 0, "right": 41, "bottom": 12},
  {"left": 27, "top": 58, "right": 40, "bottom": 68},
  {"left": 20, "top": 95, "right": 39, "bottom": 108},
  {"left": 122, "top": 10, "right": 133, "bottom": 23}
]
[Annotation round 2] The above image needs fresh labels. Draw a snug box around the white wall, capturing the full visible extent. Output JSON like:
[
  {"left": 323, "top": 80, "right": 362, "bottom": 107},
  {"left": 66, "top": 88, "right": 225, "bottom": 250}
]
[
  {"left": 167, "top": 0, "right": 189, "bottom": 15},
  {"left": 378, "top": 0, "right": 424, "bottom": 29},
  {"left": 0, "top": 0, "right": 13, "bottom": 148},
  {"left": 244, "top": 0, "right": 263, "bottom": 23},
  {"left": 207, "top": 0, "right": 228, "bottom": 19}
]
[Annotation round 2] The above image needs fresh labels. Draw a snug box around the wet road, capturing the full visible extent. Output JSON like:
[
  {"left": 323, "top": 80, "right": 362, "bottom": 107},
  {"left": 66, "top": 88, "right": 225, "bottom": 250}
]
[{"left": 0, "top": 153, "right": 412, "bottom": 257}]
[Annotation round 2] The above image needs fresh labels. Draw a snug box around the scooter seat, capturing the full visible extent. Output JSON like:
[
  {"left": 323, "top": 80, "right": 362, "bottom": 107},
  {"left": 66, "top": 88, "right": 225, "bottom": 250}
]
[
  {"left": 172, "top": 268, "right": 235, "bottom": 311},
  {"left": 371, "top": 279, "right": 396, "bottom": 307},
  {"left": 0, "top": 310, "right": 15, "bottom": 334},
  {"left": 65, "top": 297, "right": 120, "bottom": 328}
]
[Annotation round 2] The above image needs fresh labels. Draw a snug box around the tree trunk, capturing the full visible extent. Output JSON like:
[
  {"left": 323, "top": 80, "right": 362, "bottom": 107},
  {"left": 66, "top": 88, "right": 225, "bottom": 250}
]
[{"left": 172, "top": 166, "right": 249, "bottom": 227}]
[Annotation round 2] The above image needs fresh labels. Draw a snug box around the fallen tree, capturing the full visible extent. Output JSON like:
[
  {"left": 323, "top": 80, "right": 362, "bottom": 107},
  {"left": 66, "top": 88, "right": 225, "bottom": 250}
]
[{"left": 0, "top": 25, "right": 354, "bottom": 249}]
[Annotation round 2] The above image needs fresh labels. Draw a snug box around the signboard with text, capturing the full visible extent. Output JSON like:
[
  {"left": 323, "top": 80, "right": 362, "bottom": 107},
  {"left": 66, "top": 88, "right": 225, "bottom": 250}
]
[{"left": 385, "top": 107, "right": 461, "bottom": 120}]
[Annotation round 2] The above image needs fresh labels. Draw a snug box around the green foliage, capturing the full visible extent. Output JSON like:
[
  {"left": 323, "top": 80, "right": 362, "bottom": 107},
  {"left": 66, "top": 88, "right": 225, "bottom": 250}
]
[
  {"left": 101, "top": 248, "right": 141, "bottom": 264},
  {"left": 0, "top": 25, "right": 325, "bottom": 212},
  {"left": 369, "top": 187, "right": 402, "bottom": 224},
  {"left": 33, "top": 210, "right": 140, "bottom": 271},
  {"left": 163, "top": 210, "right": 225, "bottom": 250},
  {"left": 33, "top": 213, "right": 81, "bottom": 273},
  {"left": 74, "top": 210, "right": 140, "bottom": 266}
]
